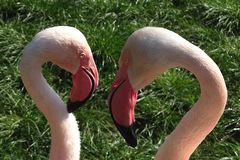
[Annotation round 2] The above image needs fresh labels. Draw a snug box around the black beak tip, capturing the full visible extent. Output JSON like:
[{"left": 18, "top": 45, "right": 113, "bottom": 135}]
[
  {"left": 67, "top": 100, "right": 84, "bottom": 113},
  {"left": 127, "top": 137, "right": 137, "bottom": 148},
  {"left": 115, "top": 122, "right": 138, "bottom": 148}
]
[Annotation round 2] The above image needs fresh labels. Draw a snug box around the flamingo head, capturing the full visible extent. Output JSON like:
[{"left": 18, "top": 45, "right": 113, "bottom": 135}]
[
  {"left": 21, "top": 26, "right": 99, "bottom": 113},
  {"left": 43, "top": 27, "right": 100, "bottom": 113},
  {"left": 65, "top": 46, "right": 99, "bottom": 113}
]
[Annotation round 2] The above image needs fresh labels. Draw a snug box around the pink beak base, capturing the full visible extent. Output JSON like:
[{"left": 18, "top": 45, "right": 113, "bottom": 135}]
[
  {"left": 108, "top": 65, "right": 138, "bottom": 147},
  {"left": 67, "top": 64, "right": 98, "bottom": 113}
]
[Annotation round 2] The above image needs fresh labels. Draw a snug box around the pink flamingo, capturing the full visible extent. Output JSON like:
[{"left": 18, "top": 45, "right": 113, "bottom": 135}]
[
  {"left": 108, "top": 27, "right": 227, "bottom": 159},
  {"left": 19, "top": 26, "right": 99, "bottom": 160}
]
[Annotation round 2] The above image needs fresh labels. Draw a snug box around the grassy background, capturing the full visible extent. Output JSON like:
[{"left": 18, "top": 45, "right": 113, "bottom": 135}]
[{"left": 0, "top": 0, "right": 239, "bottom": 159}]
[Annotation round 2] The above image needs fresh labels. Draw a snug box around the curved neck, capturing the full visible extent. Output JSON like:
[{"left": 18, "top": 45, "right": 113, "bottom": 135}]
[
  {"left": 155, "top": 47, "right": 227, "bottom": 159},
  {"left": 19, "top": 53, "right": 80, "bottom": 160}
]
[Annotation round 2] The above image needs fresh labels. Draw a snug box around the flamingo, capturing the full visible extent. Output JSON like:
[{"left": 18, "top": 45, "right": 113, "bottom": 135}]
[
  {"left": 108, "top": 27, "right": 227, "bottom": 159},
  {"left": 19, "top": 26, "right": 99, "bottom": 160}
]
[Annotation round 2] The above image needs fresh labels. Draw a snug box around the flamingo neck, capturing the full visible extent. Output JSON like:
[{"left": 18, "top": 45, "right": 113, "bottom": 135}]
[
  {"left": 155, "top": 47, "right": 227, "bottom": 159},
  {"left": 19, "top": 52, "right": 80, "bottom": 160}
]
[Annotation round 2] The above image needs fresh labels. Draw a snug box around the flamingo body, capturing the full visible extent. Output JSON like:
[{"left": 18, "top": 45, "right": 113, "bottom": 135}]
[
  {"left": 108, "top": 27, "right": 227, "bottom": 159},
  {"left": 19, "top": 26, "right": 99, "bottom": 160}
]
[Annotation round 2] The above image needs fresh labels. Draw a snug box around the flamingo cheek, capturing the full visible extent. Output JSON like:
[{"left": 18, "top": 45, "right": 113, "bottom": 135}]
[
  {"left": 71, "top": 72, "right": 92, "bottom": 101},
  {"left": 109, "top": 79, "right": 137, "bottom": 126},
  {"left": 108, "top": 65, "right": 138, "bottom": 126},
  {"left": 67, "top": 67, "right": 94, "bottom": 112}
]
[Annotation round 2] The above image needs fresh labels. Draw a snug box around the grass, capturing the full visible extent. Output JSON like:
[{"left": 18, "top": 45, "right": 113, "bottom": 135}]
[{"left": 0, "top": 0, "right": 239, "bottom": 159}]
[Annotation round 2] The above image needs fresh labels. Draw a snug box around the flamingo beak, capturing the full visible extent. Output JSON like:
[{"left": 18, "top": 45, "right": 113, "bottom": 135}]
[
  {"left": 107, "top": 65, "right": 138, "bottom": 147},
  {"left": 67, "top": 64, "right": 99, "bottom": 113}
]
